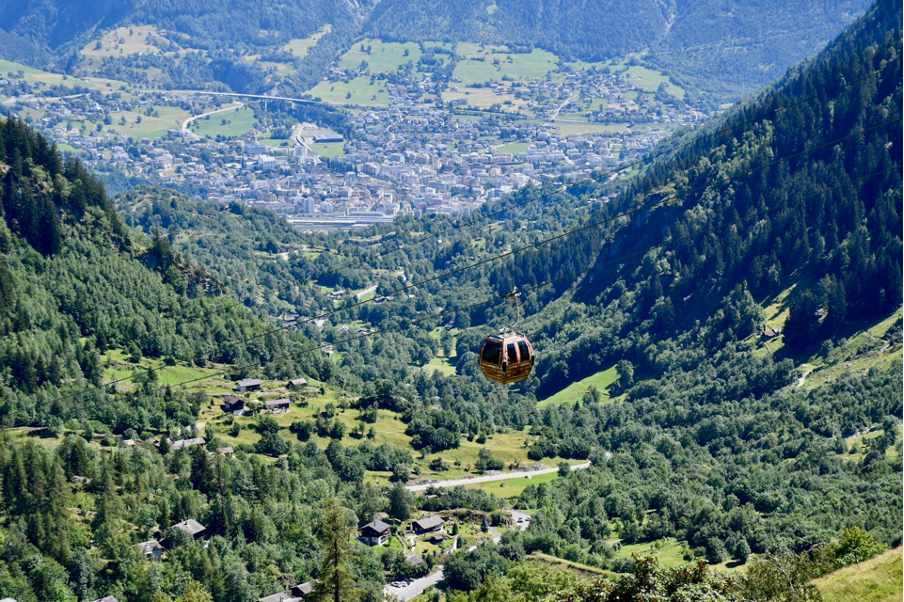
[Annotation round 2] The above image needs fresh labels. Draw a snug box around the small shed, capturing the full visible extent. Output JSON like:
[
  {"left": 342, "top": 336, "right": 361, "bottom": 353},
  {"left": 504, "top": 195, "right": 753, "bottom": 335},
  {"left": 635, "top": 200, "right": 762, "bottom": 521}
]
[
  {"left": 170, "top": 437, "right": 206, "bottom": 451},
  {"left": 222, "top": 395, "right": 245, "bottom": 414},
  {"left": 290, "top": 582, "right": 314, "bottom": 598},
  {"left": 287, "top": 378, "right": 308, "bottom": 390}
]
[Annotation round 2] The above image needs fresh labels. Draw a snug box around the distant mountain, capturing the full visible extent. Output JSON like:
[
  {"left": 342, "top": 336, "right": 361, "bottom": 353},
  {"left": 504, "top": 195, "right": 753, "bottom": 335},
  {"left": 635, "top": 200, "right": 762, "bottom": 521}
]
[
  {"left": 0, "top": 0, "right": 364, "bottom": 77},
  {"left": 364, "top": 0, "right": 871, "bottom": 100}
]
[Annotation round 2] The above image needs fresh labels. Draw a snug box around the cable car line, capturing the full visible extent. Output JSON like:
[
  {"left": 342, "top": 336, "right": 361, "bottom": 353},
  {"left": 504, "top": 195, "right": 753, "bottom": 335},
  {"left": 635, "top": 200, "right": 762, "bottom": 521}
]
[{"left": 77, "top": 166, "right": 893, "bottom": 400}]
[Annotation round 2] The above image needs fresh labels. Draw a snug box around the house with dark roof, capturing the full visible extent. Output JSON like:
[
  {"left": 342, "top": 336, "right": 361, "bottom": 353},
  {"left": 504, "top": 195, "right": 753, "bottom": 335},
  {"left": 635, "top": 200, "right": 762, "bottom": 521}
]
[
  {"left": 222, "top": 395, "right": 245, "bottom": 415},
  {"left": 405, "top": 554, "right": 425, "bottom": 566},
  {"left": 136, "top": 539, "right": 164, "bottom": 560},
  {"left": 236, "top": 378, "right": 262, "bottom": 392},
  {"left": 412, "top": 515, "right": 445, "bottom": 534},
  {"left": 172, "top": 519, "right": 206, "bottom": 540},
  {"left": 358, "top": 520, "right": 391, "bottom": 546},
  {"left": 264, "top": 398, "right": 291, "bottom": 413}
]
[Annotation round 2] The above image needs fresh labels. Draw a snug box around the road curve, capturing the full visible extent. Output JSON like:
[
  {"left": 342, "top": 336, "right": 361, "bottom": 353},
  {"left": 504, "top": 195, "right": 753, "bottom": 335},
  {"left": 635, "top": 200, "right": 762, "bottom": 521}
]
[
  {"left": 406, "top": 462, "right": 591, "bottom": 492},
  {"left": 181, "top": 103, "right": 244, "bottom": 135}
]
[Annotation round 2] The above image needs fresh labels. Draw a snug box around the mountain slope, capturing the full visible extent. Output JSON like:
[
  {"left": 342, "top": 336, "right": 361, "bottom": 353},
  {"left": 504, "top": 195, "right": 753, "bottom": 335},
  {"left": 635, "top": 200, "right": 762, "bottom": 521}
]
[
  {"left": 0, "top": 118, "right": 334, "bottom": 429},
  {"left": 364, "top": 0, "right": 870, "bottom": 100},
  {"left": 485, "top": 0, "right": 902, "bottom": 397}
]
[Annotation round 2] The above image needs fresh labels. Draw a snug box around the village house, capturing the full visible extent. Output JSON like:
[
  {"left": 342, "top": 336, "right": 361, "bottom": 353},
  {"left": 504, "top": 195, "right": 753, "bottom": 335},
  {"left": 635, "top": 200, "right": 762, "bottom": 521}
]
[
  {"left": 136, "top": 539, "right": 164, "bottom": 560},
  {"left": 92, "top": 597, "right": 120, "bottom": 602},
  {"left": 358, "top": 520, "right": 391, "bottom": 546},
  {"left": 412, "top": 515, "right": 445, "bottom": 535},
  {"left": 170, "top": 437, "right": 205, "bottom": 451},
  {"left": 289, "top": 582, "right": 314, "bottom": 598},
  {"left": 287, "top": 378, "right": 308, "bottom": 390},
  {"left": 236, "top": 378, "right": 262, "bottom": 392},
  {"left": 264, "top": 398, "right": 291, "bottom": 413},
  {"left": 222, "top": 395, "right": 245, "bottom": 415},
  {"left": 256, "top": 594, "right": 301, "bottom": 602},
  {"left": 172, "top": 519, "right": 206, "bottom": 540}
]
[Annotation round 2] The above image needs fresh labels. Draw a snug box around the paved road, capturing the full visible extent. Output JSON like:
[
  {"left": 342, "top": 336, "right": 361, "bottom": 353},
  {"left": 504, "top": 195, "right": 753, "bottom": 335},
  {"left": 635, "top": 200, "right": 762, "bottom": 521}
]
[
  {"left": 384, "top": 569, "right": 444, "bottom": 601},
  {"left": 407, "top": 462, "right": 591, "bottom": 492}
]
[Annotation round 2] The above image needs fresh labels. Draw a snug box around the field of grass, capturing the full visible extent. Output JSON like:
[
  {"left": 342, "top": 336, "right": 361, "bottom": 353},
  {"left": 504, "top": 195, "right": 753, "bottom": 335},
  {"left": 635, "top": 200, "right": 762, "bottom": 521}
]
[
  {"left": 283, "top": 25, "right": 332, "bottom": 60},
  {"left": 453, "top": 49, "right": 558, "bottom": 85},
  {"left": 496, "top": 141, "right": 531, "bottom": 155},
  {"left": 309, "top": 142, "right": 346, "bottom": 158},
  {"left": 101, "top": 348, "right": 220, "bottom": 390},
  {"left": 537, "top": 365, "right": 620, "bottom": 408},
  {"left": 422, "top": 356, "right": 456, "bottom": 376},
  {"left": 201, "top": 382, "right": 553, "bottom": 485},
  {"left": 613, "top": 538, "right": 690, "bottom": 569},
  {"left": 307, "top": 77, "right": 391, "bottom": 106},
  {"left": 623, "top": 65, "right": 685, "bottom": 100},
  {"left": 813, "top": 548, "right": 902, "bottom": 602},
  {"left": 442, "top": 87, "right": 529, "bottom": 112},
  {"left": 80, "top": 25, "right": 169, "bottom": 59},
  {"left": 0, "top": 59, "right": 127, "bottom": 93},
  {"left": 103, "top": 105, "right": 192, "bottom": 139},
  {"left": 338, "top": 39, "right": 422, "bottom": 73},
  {"left": 190, "top": 107, "right": 257, "bottom": 139},
  {"left": 551, "top": 121, "right": 628, "bottom": 136}
]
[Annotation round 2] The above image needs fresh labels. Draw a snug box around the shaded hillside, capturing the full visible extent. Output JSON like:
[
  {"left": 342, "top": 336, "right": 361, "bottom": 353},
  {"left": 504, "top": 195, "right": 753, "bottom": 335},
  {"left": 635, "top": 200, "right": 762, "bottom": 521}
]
[
  {"left": 487, "top": 0, "right": 902, "bottom": 396},
  {"left": 364, "top": 0, "right": 869, "bottom": 100}
]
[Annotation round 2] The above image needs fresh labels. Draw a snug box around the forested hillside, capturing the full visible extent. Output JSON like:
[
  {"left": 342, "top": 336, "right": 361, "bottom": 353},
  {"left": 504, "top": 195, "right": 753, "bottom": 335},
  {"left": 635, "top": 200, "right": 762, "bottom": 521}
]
[
  {"left": 364, "top": 0, "right": 870, "bottom": 99},
  {"left": 0, "top": 118, "right": 333, "bottom": 427}
]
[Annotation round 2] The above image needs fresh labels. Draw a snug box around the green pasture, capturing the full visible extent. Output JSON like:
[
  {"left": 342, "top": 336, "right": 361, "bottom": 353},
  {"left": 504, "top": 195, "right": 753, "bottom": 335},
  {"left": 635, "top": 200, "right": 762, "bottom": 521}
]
[
  {"left": 338, "top": 39, "right": 422, "bottom": 73},
  {"left": 190, "top": 107, "right": 257, "bottom": 139},
  {"left": 283, "top": 25, "right": 333, "bottom": 60},
  {"left": 537, "top": 365, "right": 620, "bottom": 408},
  {"left": 453, "top": 49, "right": 559, "bottom": 85},
  {"left": 307, "top": 77, "right": 391, "bottom": 105}
]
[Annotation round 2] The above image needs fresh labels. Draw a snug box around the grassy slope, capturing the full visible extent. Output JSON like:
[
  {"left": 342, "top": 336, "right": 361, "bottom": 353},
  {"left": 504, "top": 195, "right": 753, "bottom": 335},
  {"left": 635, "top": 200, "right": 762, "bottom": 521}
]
[
  {"left": 813, "top": 548, "right": 903, "bottom": 602},
  {"left": 536, "top": 364, "right": 620, "bottom": 408}
]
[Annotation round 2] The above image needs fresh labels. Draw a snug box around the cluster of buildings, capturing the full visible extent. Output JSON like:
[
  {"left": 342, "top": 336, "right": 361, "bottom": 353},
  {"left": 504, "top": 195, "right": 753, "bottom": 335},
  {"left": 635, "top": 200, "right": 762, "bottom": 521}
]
[{"left": 5, "top": 58, "right": 705, "bottom": 232}]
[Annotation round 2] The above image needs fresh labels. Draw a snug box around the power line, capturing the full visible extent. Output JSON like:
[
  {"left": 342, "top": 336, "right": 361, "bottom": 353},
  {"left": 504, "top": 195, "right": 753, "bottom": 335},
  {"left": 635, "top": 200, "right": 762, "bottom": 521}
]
[{"left": 84, "top": 115, "right": 897, "bottom": 402}]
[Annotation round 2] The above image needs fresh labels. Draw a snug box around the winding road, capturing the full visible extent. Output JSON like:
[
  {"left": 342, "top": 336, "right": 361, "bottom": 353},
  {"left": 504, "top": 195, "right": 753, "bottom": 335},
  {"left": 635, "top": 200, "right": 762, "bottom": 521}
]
[{"left": 181, "top": 102, "right": 243, "bottom": 135}]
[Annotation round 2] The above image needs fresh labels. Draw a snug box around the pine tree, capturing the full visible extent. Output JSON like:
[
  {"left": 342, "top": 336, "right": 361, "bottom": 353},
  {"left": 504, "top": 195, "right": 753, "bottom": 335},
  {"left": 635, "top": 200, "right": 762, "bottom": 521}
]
[{"left": 312, "top": 497, "right": 359, "bottom": 602}]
